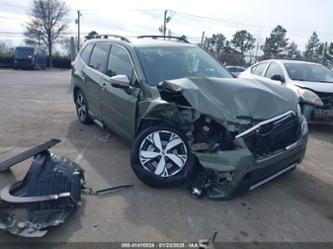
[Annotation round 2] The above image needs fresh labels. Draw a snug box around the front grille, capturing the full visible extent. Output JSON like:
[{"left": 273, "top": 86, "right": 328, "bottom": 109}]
[
  {"left": 316, "top": 92, "right": 333, "bottom": 109},
  {"left": 243, "top": 113, "right": 300, "bottom": 159}
]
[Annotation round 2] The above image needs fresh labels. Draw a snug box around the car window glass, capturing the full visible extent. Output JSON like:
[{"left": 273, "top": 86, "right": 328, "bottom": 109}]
[
  {"left": 136, "top": 47, "right": 232, "bottom": 86},
  {"left": 252, "top": 62, "right": 268, "bottom": 75},
  {"left": 265, "top": 62, "right": 283, "bottom": 78},
  {"left": 107, "top": 46, "right": 134, "bottom": 81},
  {"left": 285, "top": 63, "right": 333, "bottom": 83},
  {"left": 80, "top": 43, "right": 94, "bottom": 65},
  {"left": 251, "top": 65, "right": 258, "bottom": 74},
  {"left": 89, "top": 42, "right": 110, "bottom": 73}
]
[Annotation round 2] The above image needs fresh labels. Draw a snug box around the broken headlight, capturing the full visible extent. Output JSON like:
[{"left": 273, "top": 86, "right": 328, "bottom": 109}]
[
  {"left": 193, "top": 116, "right": 235, "bottom": 151},
  {"left": 296, "top": 88, "right": 323, "bottom": 107}
]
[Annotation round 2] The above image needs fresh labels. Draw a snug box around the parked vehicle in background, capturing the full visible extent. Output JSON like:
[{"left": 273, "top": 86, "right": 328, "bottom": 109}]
[
  {"left": 226, "top": 66, "right": 246, "bottom": 77},
  {"left": 14, "top": 46, "right": 47, "bottom": 70},
  {"left": 71, "top": 35, "right": 308, "bottom": 199},
  {"left": 239, "top": 59, "right": 333, "bottom": 122}
]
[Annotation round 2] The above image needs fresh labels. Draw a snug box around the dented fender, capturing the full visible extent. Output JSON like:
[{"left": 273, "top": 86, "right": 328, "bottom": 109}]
[{"left": 137, "top": 98, "right": 185, "bottom": 134}]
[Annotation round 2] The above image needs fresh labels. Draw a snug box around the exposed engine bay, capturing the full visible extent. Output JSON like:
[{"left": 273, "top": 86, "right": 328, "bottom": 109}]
[{"left": 159, "top": 88, "right": 236, "bottom": 153}]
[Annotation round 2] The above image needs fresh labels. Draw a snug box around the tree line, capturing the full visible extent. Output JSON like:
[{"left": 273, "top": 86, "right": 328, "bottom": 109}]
[
  {"left": 1, "top": 0, "right": 333, "bottom": 69},
  {"left": 202, "top": 25, "right": 333, "bottom": 67}
]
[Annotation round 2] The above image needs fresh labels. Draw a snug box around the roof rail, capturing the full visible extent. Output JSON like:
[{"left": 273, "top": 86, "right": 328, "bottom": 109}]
[
  {"left": 94, "top": 34, "right": 131, "bottom": 43},
  {"left": 137, "top": 35, "right": 189, "bottom": 43}
]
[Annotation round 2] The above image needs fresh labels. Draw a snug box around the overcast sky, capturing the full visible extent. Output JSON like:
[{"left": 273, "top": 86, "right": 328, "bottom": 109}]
[{"left": 0, "top": 0, "right": 333, "bottom": 50}]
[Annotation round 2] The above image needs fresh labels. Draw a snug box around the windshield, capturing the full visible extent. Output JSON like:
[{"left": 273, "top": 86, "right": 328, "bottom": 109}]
[
  {"left": 135, "top": 46, "right": 233, "bottom": 85},
  {"left": 15, "top": 47, "right": 34, "bottom": 59},
  {"left": 285, "top": 62, "right": 333, "bottom": 83}
]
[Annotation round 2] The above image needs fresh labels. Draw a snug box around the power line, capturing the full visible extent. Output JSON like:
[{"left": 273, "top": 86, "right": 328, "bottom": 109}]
[{"left": 135, "top": 9, "right": 333, "bottom": 39}]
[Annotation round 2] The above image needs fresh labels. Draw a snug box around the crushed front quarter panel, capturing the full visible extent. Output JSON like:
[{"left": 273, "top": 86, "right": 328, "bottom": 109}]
[
  {"left": 159, "top": 77, "right": 299, "bottom": 131},
  {"left": 135, "top": 77, "right": 308, "bottom": 200}
]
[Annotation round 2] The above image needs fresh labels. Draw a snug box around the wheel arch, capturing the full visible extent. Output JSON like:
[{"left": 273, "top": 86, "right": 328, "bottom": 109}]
[
  {"left": 137, "top": 118, "right": 176, "bottom": 136},
  {"left": 73, "top": 85, "right": 81, "bottom": 101},
  {"left": 136, "top": 102, "right": 185, "bottom": 136}
]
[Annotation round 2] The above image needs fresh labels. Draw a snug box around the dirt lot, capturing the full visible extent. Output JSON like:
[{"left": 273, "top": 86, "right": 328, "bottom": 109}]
[{"left": 0, "top": 69, "right": 332, "bottom": 243}]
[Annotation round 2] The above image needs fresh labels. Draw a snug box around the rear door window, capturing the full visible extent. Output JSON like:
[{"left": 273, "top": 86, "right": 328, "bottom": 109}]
[
  {"left": 89, "top": 42, "right": 111, "bottom": 73},
  {"left": 252, "top": 62, "right": 268, "bottom": 76},
  {"left": 80, "top": 42, "right": 94, "bottom": 65},
  {"left": 107, "top": 45, "right": 134, "bottom": 81},
  {"left": 265, "top": 62, "right": 284, "bottom": 79}
]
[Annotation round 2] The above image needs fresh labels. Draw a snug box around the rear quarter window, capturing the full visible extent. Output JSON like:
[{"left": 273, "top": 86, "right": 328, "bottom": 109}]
[
  {"left": 80, "top": 42, "right": 94, "bottom": 65},
  {"left": 89, "top": 42, "right": 110, "bottom": 73},
  {"left": 252, "top": 62, "right": 268, "bottom": 76}
]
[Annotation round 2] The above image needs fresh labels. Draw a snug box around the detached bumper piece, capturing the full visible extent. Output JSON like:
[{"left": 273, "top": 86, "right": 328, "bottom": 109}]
[
  {"left": 0, "top": 139, "right": 134, "bottom": 237},
  {"left": 0, "top": 139, "right": 84, "bottom": 237}
]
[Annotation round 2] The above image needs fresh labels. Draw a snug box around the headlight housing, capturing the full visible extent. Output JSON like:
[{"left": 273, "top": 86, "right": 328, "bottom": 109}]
[
  {"left": 296, "top": 88, "right": 323, "bottom": 107},
  {"left": 297, "top": 104, "right": 302, "bottom": 116}
]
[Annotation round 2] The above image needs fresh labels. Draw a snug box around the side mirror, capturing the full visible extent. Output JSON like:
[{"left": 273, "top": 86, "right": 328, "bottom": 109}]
[
  {"left": 110, "top": 75, "right": 130, "bottom": 89},
  {"left": 270, "top": 74, "right": 284, "bottom": 82}
]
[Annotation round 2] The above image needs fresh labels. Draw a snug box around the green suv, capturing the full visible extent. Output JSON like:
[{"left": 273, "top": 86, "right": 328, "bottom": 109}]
[{"left": 71, "top": 35, "right": 308, "bottom": 199}]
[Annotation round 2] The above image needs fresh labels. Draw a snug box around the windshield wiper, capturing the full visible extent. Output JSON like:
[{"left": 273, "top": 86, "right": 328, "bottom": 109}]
[
  {"left": 293, "top": 78, "right": 333, "bottom": 83},
  {"left": 318, "top": 80, "right": 333, "bottom": 83}
]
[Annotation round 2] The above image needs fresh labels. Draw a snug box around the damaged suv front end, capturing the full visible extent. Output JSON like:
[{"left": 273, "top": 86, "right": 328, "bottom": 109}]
[{"left": 139, "top": 76, "right": 308, "bottom": 199}]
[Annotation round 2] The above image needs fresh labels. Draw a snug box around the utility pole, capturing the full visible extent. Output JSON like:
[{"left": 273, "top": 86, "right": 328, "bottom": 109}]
[
  {"left": 76, "top": 10, "right": 81, "bottom": 50},
  {"left": 37, "top": 31, "right": 41, "bottom": 49},
  {"left": 255, "top": 42, "right": 260, "bottom": 62},
  {"left": 163, "top": 10, "right": 168, "bottom": 39},
  {"left": 201, "top": 31, "right": 205, "bottom": 46},
  {"left": 322, "top": 42, "right": 328, "bottom": 64}
]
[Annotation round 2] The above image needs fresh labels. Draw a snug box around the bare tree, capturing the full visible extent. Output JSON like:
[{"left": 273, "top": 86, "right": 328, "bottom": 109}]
[
  {"left": 24, "top": 0, "right": 69, "bottom": 67},
  {"left": 0, "top": 40, "right": 14, "bottom": 55}
]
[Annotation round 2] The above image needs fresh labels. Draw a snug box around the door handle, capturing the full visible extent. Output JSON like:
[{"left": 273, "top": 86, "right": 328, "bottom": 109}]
[
  {"left": 102, "top": 78, "right": 111, "bottom": 87},
  {"left": 81, "top": 71, "right": 87, "bottom": 79},
  {"left": 101, "top": 80, "right": 108, "bottom": 91}
]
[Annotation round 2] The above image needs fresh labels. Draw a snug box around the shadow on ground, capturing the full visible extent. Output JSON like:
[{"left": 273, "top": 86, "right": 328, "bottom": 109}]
[{"left": 308, "top": 123, "right": 333, "bottom": 145}]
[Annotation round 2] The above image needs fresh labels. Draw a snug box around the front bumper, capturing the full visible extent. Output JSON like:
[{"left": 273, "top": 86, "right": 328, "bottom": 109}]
[
  {"left": 305, "top": 92, "right": 333, "bottom": 122},
  {"left": 194, "top": 116, "right": 308, "bottom": 200},
  {"left": 14, "top": 59, "right": 34, "bottom": 69},
  {"left": 313, "top": 108, "right": 333, "bottom": 121}
]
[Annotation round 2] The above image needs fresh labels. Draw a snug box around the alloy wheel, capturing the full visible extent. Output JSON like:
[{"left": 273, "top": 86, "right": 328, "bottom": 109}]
[
  {"left": 76, "top": 94, "right": 87, "bottom": 122},
  {"left": 139, "top": 130, "right": 188, "bottom": 177}
]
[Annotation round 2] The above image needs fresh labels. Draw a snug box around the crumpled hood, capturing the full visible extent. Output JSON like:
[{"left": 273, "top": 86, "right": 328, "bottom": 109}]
[
  {"left": 293, "top": 80, "right": 333, "bottom": 93},
  {"left": 160, "top": 77, "right": 298, "bottom": 127}
]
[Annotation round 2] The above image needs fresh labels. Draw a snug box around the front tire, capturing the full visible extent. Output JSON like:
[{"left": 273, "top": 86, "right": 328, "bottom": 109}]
[
  {"left": 75, "top": 90, "right": 92, "bottom": 124},
  {"left": 131, "top": 126, "right": 195, "bottom": 188}
]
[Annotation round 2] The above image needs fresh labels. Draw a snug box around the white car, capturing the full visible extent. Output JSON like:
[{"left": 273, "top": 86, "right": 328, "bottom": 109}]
[{"left": 239, "top": 59, "right": 333, "bottom": 122}]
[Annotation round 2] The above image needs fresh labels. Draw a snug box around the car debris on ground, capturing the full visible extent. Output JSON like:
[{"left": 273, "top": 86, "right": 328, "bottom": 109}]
[{"left": 0, "top": 139, "right": 133, "bottom": 238}]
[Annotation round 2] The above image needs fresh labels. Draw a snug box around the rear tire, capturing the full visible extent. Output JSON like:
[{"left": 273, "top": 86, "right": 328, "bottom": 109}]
[
  {"left": 130, "top": 126, "right": 195, "bottom": 188},
  {"left": 75, "top": 90, "right": 93, "bottom": 124}
]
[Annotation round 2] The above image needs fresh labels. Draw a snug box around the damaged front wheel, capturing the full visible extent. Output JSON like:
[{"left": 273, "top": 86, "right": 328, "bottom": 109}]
[{"left": 131, "top": 126, "right": 195, "bottom": 188}]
